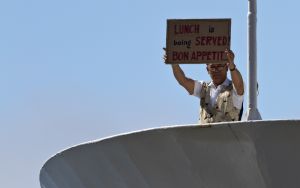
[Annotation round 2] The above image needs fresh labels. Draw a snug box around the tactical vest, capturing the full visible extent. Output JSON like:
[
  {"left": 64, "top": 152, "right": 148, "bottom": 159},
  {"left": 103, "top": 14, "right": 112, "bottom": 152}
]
[{"left": 199, "top": 81, "right": 241, "bottom": 124}]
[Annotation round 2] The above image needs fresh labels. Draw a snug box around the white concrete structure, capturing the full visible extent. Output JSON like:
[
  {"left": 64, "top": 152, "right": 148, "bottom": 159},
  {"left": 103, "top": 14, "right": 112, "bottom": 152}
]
[{"left": 40, "top": 120, "right": 300, "bottom": 188}]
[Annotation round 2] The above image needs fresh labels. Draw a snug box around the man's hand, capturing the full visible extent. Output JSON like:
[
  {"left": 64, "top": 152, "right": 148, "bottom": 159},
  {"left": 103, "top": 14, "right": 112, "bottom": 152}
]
[
  {"left": 225, "top": 49, "right": 236, "bottom": 70},
  {"left": 163, "top": 47, "right": 168, "bottom": 63}
]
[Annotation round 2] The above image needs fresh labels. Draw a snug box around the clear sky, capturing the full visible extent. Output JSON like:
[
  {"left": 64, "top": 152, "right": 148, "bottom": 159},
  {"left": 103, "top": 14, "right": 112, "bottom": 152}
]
[{"left": 1, "top": 0, "right": 300, "bottom": 187}]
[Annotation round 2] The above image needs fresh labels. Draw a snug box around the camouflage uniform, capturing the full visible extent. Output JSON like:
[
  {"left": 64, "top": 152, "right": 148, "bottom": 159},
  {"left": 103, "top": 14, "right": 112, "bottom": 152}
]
[{"left": 199, "top": 81, "right": 241, "bottom": 124}]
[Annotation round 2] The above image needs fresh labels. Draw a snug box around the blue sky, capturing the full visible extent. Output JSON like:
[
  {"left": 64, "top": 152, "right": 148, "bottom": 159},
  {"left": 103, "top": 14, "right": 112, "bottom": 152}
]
[{"left": 1, "top": 0, "right": 300, "bottom": 187}]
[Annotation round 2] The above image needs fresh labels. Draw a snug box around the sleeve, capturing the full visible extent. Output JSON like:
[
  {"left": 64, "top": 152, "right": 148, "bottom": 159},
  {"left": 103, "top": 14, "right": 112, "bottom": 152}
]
[
  {"left": 192, "top": 80, "right": 203, "bottom": 98},
  {"left": 232, "top": 85, "right": 244, "bottom": 109}
]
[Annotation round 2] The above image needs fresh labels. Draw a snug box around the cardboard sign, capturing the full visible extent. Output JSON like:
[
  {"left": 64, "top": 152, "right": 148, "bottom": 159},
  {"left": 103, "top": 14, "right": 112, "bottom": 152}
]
[{"left": 166, "top": 19, "right": 231, "bottom": 64}]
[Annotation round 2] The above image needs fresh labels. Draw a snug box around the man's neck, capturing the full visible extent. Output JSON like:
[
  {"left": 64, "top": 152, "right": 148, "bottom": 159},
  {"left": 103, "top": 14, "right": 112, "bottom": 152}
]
[{"left": 212, "top": 78, "right": 228, "bottom": 87}]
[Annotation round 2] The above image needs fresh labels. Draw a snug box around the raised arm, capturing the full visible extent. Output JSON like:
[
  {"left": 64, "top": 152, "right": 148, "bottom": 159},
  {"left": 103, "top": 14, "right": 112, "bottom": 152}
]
[
  {"left": 171, "top": 64, "right": 195, "bottom": 95},
  {"left": 163, "top": 48, "right": 195, "bottom": 95},
  {"left": 225, "top": 49, "right": 244, "bottom": 95}
]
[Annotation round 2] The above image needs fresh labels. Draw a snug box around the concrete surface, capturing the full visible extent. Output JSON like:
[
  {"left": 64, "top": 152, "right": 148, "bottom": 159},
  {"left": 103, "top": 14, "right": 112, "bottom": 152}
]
[{"left": 40, "top": 120, "right": 300, "bottom": 188}]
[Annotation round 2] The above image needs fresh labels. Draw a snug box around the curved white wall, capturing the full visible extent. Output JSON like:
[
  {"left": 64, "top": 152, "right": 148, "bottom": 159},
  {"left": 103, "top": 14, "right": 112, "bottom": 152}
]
[{"left": 40, "top": 120, "right": 300, "bottom": 188}]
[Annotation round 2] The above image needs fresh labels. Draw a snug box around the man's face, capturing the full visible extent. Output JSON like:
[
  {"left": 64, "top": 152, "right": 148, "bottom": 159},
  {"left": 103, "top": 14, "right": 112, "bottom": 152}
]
[{"left": 206, "top": 63, "right": 228, "bottom": 85}]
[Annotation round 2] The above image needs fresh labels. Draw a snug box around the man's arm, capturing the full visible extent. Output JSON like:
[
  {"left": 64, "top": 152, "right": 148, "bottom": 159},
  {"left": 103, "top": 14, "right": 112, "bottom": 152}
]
[
  {"left": 225, "top": 49, "right": 244, "bottom": 96},
  {"left": 171, "top": 64, "right": 195, "bottom": 95},
  {"left": 163, "top": 48, "right": 195, "bottom": 95}
]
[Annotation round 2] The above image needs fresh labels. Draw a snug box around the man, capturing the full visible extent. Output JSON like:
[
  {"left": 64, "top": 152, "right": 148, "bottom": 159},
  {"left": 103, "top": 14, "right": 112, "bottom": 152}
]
[{"left": 165, "top": 49, "right": 244, "bottom": 124}]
